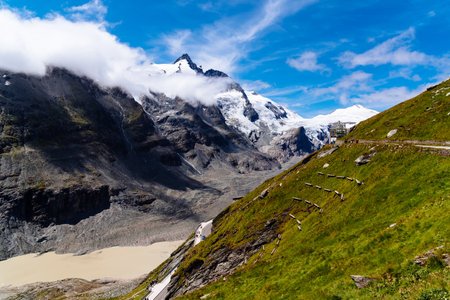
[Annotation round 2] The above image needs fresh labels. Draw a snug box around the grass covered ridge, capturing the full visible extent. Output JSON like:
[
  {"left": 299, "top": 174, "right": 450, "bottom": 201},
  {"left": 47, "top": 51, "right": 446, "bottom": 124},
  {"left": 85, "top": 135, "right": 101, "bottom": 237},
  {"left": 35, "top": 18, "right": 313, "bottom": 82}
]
[
  {"left": 348, "top": 79, "right": 450, "bottom": 141},
  {"left": 171, "top": 142, "right": 449, "bottom": 299}
]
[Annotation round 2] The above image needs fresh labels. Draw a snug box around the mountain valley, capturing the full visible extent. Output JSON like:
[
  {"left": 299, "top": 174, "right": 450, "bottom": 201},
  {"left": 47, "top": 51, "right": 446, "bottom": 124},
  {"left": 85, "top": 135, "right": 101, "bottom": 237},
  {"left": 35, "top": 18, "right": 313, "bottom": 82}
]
[{"left": 0, "top": 55, "right": 377, "bottom": 262}]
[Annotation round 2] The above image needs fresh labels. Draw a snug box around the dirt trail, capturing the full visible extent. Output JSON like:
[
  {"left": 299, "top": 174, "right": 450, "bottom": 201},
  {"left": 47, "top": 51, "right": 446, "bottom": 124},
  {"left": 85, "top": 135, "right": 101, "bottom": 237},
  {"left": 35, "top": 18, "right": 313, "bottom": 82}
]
[
  {"left": 337, "top": 139, "right": 450, "bottom": 149},
  {"left": 356, "top": 139, "right": 450, "bottom": 145}
]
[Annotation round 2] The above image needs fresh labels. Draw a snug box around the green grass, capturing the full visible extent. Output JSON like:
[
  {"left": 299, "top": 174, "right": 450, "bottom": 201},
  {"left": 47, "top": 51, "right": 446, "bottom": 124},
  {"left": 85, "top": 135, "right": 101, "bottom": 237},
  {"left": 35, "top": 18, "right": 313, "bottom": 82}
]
[
  {"left": 168, "top": 142, "right": 449, "bottom": 299},
  {"left": 348, "top": 79, "right": 450, "bottom": 141}
]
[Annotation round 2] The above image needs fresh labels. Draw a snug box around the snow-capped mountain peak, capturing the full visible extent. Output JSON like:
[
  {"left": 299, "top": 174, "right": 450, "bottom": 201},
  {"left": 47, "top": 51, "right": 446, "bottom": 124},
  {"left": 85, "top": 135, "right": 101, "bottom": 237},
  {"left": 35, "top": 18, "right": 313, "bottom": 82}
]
[
  {"left": 307, "top": 105, "right": 378, "bottom": 129},
  {"left": 173, "top": 53, "right": 204, "bottom": 74},
  {"left": 145, "top": 54, "right": 379, "bottom": 161}
]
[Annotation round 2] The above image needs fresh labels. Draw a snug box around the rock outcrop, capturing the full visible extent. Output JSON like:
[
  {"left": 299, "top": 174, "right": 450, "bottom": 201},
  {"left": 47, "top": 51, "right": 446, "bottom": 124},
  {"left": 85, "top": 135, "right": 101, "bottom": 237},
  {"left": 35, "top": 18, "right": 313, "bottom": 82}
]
[
  {"left": 350, "top": 275, "right": 377, "bottom": 289},
  {"left": 355, "top": 152, "right": 377, "bottom": 165}
]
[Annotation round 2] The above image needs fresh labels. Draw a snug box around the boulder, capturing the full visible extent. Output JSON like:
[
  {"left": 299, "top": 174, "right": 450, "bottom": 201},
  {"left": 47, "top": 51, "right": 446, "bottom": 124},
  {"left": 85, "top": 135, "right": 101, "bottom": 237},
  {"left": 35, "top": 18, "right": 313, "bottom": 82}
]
[
  {"left": 317, "top": 147, "right": 339, "bottom": 158},
  {"left": 387, "top": 129, "right": 398, "bottom": 138},
  {"left": 355, "top": 152, "right": 377, "bottom": 165},
  {"left": 350, "top": 275, "right": 377, "bottom": 288}
]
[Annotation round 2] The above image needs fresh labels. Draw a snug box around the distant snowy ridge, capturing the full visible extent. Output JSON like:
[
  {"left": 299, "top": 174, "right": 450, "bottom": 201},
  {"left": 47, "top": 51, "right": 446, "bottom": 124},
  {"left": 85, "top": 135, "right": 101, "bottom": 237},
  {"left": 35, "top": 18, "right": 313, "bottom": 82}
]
[{"left": 307, "top": 104, "right": 379, "bottom": 129}]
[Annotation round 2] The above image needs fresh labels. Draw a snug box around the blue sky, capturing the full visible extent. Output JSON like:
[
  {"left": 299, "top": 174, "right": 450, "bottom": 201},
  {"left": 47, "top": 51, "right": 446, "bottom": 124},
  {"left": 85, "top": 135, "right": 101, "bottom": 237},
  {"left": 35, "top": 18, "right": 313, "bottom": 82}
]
[{"left": 1, "top": 0, "right": 449, "bottom": 117}]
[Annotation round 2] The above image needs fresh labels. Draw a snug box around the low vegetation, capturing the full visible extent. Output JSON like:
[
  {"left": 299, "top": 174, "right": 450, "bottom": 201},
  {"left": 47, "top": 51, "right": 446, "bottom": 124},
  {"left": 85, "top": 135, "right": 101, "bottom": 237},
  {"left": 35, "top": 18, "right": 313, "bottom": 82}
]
[
  {"left": 348, "top": 79, "right": 450, "bottom": 141},
  {"left": 172, "top": 142, "right": 449, "bottom": 299}
]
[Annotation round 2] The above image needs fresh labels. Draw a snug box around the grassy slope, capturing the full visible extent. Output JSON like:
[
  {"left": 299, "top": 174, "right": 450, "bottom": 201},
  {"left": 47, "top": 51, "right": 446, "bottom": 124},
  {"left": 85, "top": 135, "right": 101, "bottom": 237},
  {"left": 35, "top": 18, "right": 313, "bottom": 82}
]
[
  {"left": 166, "top": 81, "right": 450, "bottom": 299},
  {"left": 175, "top": 143, "right": 449, "bottom": 299},
  {"left": 347, "top": 79, "right": 450, "bottom": 141}
]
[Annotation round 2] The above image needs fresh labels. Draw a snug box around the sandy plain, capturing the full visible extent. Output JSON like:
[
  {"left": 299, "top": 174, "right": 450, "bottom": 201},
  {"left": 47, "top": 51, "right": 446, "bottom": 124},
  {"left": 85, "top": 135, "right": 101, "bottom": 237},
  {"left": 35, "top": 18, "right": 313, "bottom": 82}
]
[{"left": 0, "top": 240, "right": 184, "bottom": 287}]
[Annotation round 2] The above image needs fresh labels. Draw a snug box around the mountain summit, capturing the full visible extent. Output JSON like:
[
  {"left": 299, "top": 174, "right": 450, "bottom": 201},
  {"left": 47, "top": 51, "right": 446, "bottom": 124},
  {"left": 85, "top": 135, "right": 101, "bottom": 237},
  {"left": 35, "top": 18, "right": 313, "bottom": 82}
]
[
  {"left": 156, "top": 55, "right": 378, "bottom": 162},
  {"left": 174, "top": 53, "right": 204, "bottom": 74}
]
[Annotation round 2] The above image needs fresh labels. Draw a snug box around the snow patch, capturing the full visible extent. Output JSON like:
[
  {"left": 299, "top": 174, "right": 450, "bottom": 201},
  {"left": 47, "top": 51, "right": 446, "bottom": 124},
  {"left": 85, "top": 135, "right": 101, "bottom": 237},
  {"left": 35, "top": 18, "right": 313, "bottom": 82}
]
[{"left": 194, "top": 220, "right": 213, "bottom": 246}]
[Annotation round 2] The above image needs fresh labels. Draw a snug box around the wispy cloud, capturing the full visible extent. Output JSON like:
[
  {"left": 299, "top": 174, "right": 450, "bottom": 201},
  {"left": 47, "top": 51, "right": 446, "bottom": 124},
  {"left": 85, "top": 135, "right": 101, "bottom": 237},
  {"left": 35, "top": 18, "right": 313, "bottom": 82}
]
[
  {"left": 311, "top": 71, "right": 373, "bottom": 97},
  {"left": 161, "top": 0, "right": 318, "bottom": 74},
  {"left": 66, "top": 0, "right": 107, "bottom": 22},
  {"left": 287, "top": 51, "right": 330, "bottom": 73},
  {"left": 349, "top": 86, "right": 424, "bottom": 109},
  {"left": 303, "top": 70, "right": 432, "bottom": 109},
  {"left": 388, "top": 68, "right": 421, "bottom": 81},
  {"left": 338, "top": 28, "right": 430, "bottom": 68},
  {"left": 240, "top": 79, "right": 271, "bottom": 91},
  {"left": 263, "top": 85, "right": 307, "bottom": 97}
]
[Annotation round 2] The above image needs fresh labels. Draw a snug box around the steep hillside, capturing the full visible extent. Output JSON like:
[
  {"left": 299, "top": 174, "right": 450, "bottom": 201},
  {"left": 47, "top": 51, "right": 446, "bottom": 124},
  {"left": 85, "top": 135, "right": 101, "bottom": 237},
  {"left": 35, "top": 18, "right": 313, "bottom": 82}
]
[
  {"left": 127, "top": 82, "right": 449, "bottom": 300},
  {"left": 348, "top": 79, "right": 450, "bottom": 142}
]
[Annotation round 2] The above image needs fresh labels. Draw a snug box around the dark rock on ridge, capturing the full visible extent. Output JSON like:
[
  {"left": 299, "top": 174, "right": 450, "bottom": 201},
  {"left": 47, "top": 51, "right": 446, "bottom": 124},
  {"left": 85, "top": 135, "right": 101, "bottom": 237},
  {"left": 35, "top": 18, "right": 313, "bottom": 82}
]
[
  {"left": 204, "top": 69, "right": 229, "bottom": 78},
  {"left": 174, "top": 54, "right": 204, "bottom": 74}
]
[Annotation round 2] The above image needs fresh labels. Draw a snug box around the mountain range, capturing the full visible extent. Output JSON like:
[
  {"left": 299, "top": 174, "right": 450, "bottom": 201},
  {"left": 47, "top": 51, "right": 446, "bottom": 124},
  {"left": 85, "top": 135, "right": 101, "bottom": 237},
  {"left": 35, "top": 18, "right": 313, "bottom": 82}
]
[{"left": 0, "top": 54, "right": 377, "bottom": 260}]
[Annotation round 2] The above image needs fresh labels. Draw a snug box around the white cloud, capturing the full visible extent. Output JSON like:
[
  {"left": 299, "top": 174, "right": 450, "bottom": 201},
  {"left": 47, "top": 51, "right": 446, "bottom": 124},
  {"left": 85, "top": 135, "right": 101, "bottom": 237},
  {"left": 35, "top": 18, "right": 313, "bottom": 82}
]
[
  {"left": 66, "top": 0, "right": 107, "bottom": 22},
  {"left": 263, "top": 85, "right": 307, "bottom": 97},
  {"left": 312, "top": 71, "right": 373, "bottom": 97},
  {"left": 389, "top": 68, "right": 421, "bottom": 81},
  {"left": 240, "top": 79, "right": 271, "bottom": 91},
  {"left": 338, "top": 28, "right": 430, "bottom": 68},
  {"left": 0, "top": 8, "right": 232, "bottom": 106},
  {"left": 349, "top": 86, "right": 423, "bottom": 109},
  {"left": 287, "top": 51, "right": 329, "bottom": 72},
  {"left": 161, "top": 0, "right": 318, "bottom": 74}
]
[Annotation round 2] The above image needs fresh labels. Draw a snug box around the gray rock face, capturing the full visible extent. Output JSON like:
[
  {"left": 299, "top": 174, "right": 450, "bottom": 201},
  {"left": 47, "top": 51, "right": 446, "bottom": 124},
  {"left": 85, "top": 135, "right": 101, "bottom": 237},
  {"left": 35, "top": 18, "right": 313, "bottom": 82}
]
[
  {"left": 264, "top": 101, "right": 287, "bottom": 119},
  {"left": 350, "top": 275, "right": 377, "bottom": 288},
  {"left": 267, "top": 127, "right": 316, "bottom": 162},
  {"left": 141, "top": 92, "right": 277, "bottom": 174},
  {"left": 164, "top": 211, "right": 286, "bottom": 298}
]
